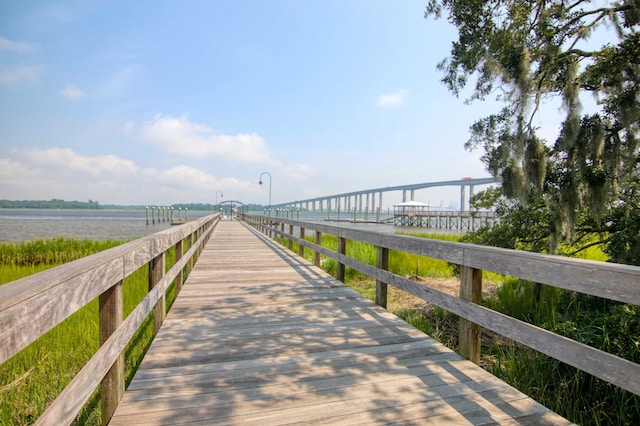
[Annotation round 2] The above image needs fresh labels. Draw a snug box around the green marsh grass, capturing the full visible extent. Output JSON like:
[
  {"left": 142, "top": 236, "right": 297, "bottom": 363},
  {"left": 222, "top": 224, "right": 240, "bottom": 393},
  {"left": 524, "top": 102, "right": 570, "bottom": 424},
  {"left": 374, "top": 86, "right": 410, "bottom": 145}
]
[{"left": 0, "top": 237, "right": 180, "bottom": 425}]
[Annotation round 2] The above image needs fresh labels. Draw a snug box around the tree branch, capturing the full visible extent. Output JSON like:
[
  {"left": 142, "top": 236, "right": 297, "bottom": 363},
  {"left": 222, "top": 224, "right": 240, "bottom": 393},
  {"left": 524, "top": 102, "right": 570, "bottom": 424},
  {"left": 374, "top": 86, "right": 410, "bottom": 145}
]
[
  {"left": 559, "top": 48, "right": 597, "bottom": 58},
  {"left": 565, "top": 237, "right": 610, "bottom": 257}
]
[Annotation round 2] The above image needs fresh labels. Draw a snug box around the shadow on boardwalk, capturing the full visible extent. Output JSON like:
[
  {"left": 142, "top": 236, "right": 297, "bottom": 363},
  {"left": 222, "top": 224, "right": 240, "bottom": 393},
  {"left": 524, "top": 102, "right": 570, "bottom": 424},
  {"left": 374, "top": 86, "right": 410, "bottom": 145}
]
[{"left": 109, "top": 220, "right": 570, "bottom": 425}]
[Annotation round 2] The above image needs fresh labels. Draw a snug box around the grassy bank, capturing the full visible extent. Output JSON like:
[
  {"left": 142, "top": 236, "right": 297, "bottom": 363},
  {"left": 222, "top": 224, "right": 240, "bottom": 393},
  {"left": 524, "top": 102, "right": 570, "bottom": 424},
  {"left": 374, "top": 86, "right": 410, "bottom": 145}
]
[
  {"left": 292, "top": 232, "right": 639, "bottom": 425},
  {"left": 0, "top": 238, "right": 179, "bottom": 425}
]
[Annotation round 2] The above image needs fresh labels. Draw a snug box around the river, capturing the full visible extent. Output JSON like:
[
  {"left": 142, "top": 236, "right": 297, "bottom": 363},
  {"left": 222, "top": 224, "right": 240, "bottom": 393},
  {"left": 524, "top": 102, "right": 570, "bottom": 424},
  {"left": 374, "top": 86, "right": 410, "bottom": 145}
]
[
  {"left": 0, "top": 209, "right": 461, "bottom": 243},
  {"left": 0, "top": 209, "right": 210, "bottom": 243}
]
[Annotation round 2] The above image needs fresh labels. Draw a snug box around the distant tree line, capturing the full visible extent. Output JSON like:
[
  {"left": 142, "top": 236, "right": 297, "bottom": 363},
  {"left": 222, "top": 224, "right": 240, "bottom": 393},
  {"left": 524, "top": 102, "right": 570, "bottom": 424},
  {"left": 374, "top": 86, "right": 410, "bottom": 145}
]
[
  {"left": 0, "top": 199, "right": 303, "bottom": 212},
  {"left": 0, "top": 199, "right": 102, "bottom": 209}
]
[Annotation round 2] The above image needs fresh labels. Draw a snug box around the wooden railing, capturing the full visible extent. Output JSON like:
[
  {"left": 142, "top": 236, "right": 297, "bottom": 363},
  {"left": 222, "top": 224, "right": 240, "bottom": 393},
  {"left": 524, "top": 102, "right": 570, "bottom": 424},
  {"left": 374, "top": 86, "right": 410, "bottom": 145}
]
[
  {"left": 0, "top": 213, "right": 220, "bottom": 425},
  {"left": 242, "top": 214, "right": 640, "bottom": 397}
]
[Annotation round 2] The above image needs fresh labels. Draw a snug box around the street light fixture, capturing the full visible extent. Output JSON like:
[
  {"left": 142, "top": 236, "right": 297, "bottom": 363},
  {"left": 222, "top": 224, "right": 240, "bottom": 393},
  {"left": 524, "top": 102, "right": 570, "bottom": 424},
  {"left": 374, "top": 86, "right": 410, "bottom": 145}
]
[
  {"left": 215, "top": 190, "right": 223, "bottom": 207},
  {"left": 259, "top": 172, "right": 272, "bottom": 216}
]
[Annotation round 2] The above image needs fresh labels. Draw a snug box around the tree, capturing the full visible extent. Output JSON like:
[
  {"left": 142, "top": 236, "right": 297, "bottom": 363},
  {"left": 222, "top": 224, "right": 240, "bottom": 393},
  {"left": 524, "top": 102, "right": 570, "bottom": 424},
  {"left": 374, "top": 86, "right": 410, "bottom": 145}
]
[{"left": 425, "top": 0, "right": 640, "bottom": 254}]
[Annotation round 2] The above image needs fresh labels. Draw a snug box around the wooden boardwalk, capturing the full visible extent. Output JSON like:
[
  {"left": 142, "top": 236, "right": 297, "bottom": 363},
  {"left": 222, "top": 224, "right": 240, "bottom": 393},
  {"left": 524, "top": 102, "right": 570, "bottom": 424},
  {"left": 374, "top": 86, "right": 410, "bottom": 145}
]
[{"left": 110, "top": 220, "right": 570, "bottom": 425}]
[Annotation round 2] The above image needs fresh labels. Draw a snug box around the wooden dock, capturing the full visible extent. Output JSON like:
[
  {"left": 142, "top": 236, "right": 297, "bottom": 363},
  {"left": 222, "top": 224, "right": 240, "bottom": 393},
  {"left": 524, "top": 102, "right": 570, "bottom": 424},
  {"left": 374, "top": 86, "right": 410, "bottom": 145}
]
[{"left": 109, "top": 220, "right": 570, "bottom": 425}]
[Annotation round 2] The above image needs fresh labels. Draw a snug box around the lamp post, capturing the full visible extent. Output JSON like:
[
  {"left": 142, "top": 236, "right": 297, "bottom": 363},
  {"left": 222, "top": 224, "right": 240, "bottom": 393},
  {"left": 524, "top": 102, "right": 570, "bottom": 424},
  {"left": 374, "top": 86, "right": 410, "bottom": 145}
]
[
  {"left": 215, "top": 190, "right": 223, "bottom": 207},
  {"left": 259, "top": 172, "right": 272, "bottom": 216}
]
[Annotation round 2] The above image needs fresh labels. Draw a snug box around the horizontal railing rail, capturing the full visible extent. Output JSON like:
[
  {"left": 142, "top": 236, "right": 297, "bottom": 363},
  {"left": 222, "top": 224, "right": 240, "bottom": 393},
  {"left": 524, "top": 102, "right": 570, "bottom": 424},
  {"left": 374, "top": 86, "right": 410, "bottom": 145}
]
[
  {"left": 242, "top": 214, "right": 640, "bottom": 398},
  {"left": 393, "top": 210, "right": 497, "bottom": 217},
  {"left": 0, "top": 213, "right": 220, "bottom": 425}
]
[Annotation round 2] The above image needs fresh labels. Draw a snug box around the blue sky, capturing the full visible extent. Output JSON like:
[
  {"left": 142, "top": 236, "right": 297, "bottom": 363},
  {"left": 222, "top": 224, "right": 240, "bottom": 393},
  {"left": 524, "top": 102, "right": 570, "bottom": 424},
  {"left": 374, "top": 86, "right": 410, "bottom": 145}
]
[{"left": 0, "top": 1, "right": 509, "bottom": 207}]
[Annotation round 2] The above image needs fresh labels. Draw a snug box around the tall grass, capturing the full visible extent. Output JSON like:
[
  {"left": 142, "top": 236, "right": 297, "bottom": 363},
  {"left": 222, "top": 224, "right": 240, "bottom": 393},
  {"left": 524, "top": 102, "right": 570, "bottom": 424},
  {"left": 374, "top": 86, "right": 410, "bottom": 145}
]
[
  {"left": 0, "top": 237, "right": 180, "bottom": 425},
  {"left": 288, "top": 229, "right": 639, "bottom": 425},
  {"left": 304, "top": 233, "right": 457, "bottom": 281}
]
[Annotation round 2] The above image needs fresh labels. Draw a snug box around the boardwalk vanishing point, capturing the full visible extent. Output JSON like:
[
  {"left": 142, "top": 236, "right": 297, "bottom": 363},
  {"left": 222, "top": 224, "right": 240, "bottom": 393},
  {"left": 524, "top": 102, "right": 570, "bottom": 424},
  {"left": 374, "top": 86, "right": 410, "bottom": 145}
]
[{"left": 110, "top": 220, "right": 571, "bottom": 425}]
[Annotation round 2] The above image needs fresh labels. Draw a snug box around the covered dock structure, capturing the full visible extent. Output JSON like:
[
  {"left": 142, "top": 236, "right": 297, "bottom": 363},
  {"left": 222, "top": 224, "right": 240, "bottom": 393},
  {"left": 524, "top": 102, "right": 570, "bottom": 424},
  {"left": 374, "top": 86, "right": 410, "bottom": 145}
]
[{"left": 393, "top": 200, "right": 430, "bottom": 226}]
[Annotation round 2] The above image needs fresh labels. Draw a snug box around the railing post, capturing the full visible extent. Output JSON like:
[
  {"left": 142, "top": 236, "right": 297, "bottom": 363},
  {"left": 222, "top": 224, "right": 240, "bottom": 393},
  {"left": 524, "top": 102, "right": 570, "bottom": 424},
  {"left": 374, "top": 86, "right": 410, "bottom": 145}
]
[
  {"left": 280, "top": 223, "right": 285, "bottom": 244},
  {"left": 175, "top": 239, "right": 184, "bottom": 294},
  {"left": 99, "top": 280, "right": 124, "bottom": 426},
  {"left": 195, "top": 227, "right": 201, "bottom": 259},
  {"left": 186, "top": 232, "right": 194, "bottom": 276},
  {"left": 149, "top": 252, "right": 166, "bottom": 335},
  {"left": 299, "top": 227, "right": 305, "bottom": 258},
  {"left": 314, "top": 231, "right": 322, "bottom": 267},
  {"left": 376, "top": 246, "right": 388, "bottom": 308},
  {"left": 459, "top": 265, "right": 482, "bottom": 364},
  {"left": 288, "top": 225, "right": 294, "bottom": 250},
  {"left": 337, "top": 237, "right": 347, "bottom": 282}
]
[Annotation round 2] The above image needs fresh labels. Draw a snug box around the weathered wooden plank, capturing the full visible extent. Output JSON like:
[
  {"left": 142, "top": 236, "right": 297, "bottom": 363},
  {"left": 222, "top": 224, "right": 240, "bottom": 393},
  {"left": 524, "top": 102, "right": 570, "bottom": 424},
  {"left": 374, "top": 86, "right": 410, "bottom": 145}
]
[
  {"left": 111, "top": 220, "right": 568, "bottom": 426},
  {"left": 0, "top": 256, "right": 123, "bottom": 364},
  {"left": 0, "top": 215, "right": 219, "bottom": 366},
  {"left": 463, "top": 245, "right": 640, "bottom": 304},
  {"left": 113, "top": 366, "right": 514, "bottom": 420},
  {"left": 24, "top": 215, "right": 219, "bottom": 425},
  {"left": 375, "top": 246, "right": 388, "bottom": 308},
  {"left": 0, "top": 238, "right": 147, "bottom": 311},
  {"left": 247, "top": 215, "right": 640, "bottom": 304},
  {"left": 99, "top": 279, "right": 124, "bottom": 426},
  {"left": 459, "top": 265, "right": 482, "bottom": 364},
  {"left": 126, "top": 351, "right": 464, "bottom": 393}
]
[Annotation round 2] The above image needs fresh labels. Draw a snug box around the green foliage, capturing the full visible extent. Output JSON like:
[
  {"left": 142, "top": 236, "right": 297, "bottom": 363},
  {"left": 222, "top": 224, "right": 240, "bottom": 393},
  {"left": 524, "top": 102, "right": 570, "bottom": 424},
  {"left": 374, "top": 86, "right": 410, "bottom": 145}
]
[
  {"left": 0, "top": 199, "right": 101, "bottom": 209},
  {"left": 604, "top": 177, "right": 640, "bottom": 265},
  {"left": 0, "top": 238, "right": 122, "bottom": 268},
  {"left": 308, "top": 233, "right": 457, "bottom": 280},
  {"left": 394, "top": 307, "right": 458, "bottom": 348},
  {"left": 426, "top": 0, "right": 640, "bottom": 252}
]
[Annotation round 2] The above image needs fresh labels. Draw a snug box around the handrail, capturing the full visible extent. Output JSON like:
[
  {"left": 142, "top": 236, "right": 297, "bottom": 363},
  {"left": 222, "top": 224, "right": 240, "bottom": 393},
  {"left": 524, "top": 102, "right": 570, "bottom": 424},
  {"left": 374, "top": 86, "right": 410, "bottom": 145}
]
[
  {"left": 0, "top": 213, "right": 220, "bottom": 425},
  {"left": 242, "top": 214, "right": 640, "bottom": 397}
]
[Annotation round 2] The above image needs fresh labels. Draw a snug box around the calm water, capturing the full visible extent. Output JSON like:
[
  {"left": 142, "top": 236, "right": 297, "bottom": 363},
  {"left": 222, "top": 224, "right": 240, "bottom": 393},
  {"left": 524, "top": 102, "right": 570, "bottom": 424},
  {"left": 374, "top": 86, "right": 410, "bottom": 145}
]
[
  {"left": 0, "top": 209, "right": 211, "bottom": 243},
  {"left": 0, "top": 209, "right": 460, "bottom": 243}
]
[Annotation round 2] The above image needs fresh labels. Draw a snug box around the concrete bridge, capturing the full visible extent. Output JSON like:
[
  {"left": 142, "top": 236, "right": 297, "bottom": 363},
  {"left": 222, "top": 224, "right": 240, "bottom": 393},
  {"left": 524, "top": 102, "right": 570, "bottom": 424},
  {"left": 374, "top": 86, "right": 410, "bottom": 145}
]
[{"left": 271, "top": 177, "right": 498, "bottom": 213}]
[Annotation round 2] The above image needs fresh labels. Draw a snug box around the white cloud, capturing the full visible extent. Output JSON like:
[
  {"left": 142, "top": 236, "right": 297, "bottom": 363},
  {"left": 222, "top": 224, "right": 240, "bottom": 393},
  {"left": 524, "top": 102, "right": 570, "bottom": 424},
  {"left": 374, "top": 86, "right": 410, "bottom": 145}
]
[
  {"left": 0, "top": 36, "right": 34, "bottom": 52},
  {"left": 376, "top": 89, "right": 409, "bottom": 108},
  {"left": 1, "top": 148, "right": 238, "bottom": 204},
  {"left": 0, "top": 65, "right": 40, "bottom": 85},
  {"left": 97, "top": 66, "right": 138, "bottom": 97},
  {"left": 58, "top": 84, "right": 86, "bottom": 100},
  {"left": 20, "top": 148, "right": 138, "bottom": 177},
  {"left": 156, "top": 165, "right": 216, "bottom": 190},
  {"left": 140, "top": 114, "right": 272, "bottom": 163},
  {"left": 0, "top": 158, "right": 35, "bottom": 179}
]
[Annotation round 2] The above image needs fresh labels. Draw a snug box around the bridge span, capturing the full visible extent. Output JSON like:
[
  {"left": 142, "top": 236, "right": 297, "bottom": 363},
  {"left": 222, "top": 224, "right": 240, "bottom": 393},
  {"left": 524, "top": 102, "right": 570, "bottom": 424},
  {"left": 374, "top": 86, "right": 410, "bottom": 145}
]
[{"left": 271, "top": 177, "right": 498, "bottom": 214}]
